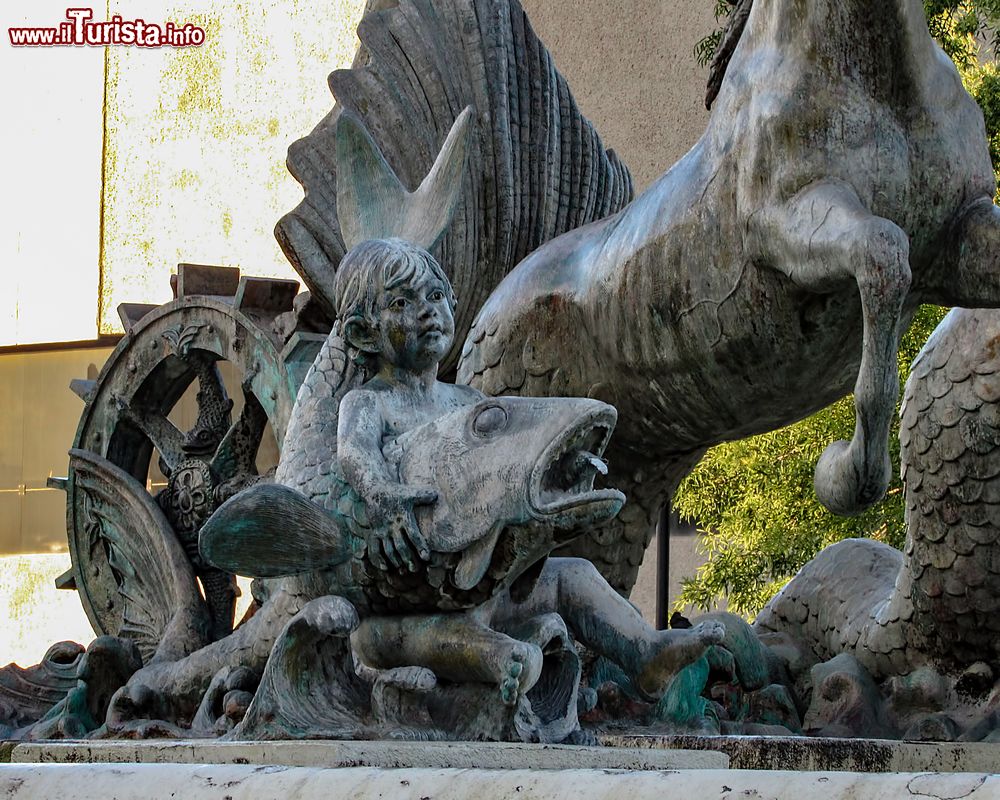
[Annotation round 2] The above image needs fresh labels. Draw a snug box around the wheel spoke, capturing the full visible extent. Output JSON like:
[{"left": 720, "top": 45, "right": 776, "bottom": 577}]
[
  {"left": 120, "top": 406, "right": 187, "bottom": 474},
  {"left": 69, "top": 288, "right": 296, "bottom": 641}
]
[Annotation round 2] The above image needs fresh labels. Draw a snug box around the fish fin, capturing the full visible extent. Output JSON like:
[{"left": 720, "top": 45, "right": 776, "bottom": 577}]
[
  {"left": 276, "top": 1, "right": 633, "bottom": 370},
  {"left": 453, "top": 521, "right": 504, "bottom": 591},
  {"left": 335, "top": 107, "right": 472, "bottom": 251},
  {"left": 199, "top": 484, "right": 352, "bottom": 577},
  {"left": 70, "top": 449, "right": 210, "bottom": 665}
]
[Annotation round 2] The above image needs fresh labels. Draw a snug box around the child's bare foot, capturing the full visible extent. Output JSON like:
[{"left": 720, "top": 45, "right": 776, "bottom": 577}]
[
  {"left": 634, "top": 620, "right": 726, "bottom": 700},
  {"left": 499, "top": 641, "right": 543, "bottom": 706}
]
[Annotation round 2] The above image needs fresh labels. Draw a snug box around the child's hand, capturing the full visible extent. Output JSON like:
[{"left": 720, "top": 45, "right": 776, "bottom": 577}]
[{"left": 366, "top": 484, "right": 437, "bottom": 572}]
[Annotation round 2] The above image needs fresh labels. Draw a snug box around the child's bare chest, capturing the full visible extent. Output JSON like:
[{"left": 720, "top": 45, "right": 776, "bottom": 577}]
[{"left": 379, "top": 387, "right": 472, "bottom": 440}]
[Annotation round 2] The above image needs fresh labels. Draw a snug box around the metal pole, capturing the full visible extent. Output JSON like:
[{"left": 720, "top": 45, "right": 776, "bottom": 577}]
[{"left": 655, "top": 501, "right": 670, "bottom": 630}]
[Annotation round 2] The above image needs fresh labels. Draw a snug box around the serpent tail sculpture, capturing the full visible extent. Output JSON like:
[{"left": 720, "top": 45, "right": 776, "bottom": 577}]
[{"left": 757, "top": 308, "right": 1000, "bottom": 680}]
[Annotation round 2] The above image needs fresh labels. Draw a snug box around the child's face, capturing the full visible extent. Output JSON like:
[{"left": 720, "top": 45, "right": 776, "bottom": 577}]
[{"left": 376, "top": 266, "right": 455, "bottom": 371}]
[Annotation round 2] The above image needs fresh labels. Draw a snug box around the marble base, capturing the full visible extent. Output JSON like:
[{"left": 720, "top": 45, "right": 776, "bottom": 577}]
[
  {"left": 11, "top": 739, "right": 727, "bottom": 770},
  {"left": 1, "top": 763, "right": 998, "bottom": 800}
]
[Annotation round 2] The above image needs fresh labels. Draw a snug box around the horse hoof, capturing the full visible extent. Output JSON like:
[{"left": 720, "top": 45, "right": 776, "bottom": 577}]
[{"left": 814, "top": 439, "right": 889, "bottom": 516}]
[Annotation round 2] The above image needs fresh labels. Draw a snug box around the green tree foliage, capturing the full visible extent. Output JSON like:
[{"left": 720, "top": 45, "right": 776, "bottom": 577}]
[
  {"left": 675, "top": 307, "right": 946, "bottom": 616},
  {"left": 966, "top": 63, "right": 1000, "bottom": 178},
  {"left": 924, "top": 0, "right": 1000, "bottom": 66},
  {"left": 927, "top": 1, "right": 1000, "bottom": 177},
  {"left": 677, "top": 3, "right": 1000, "bottom": 617}
]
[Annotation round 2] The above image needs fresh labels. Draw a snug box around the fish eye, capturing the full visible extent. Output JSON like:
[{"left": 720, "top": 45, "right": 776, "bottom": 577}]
[{"left": 472, "top": 404, "right": 508, "bottom": 437}]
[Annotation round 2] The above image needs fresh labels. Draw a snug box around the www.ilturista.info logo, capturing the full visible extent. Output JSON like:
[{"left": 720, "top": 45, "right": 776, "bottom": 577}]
[{"left": 9, "top": 8, "right": 205, "bottom": 47}]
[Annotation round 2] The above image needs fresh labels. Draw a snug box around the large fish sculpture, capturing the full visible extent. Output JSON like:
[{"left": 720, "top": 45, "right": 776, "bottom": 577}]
[{"left": 199, "top": 393, "right": 624, "bottom": 614}]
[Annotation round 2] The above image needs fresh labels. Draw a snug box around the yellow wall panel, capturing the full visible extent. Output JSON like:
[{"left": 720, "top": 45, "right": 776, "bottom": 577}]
[
  {"left": 0, "top": 348, "right": 112, "bottom": 554},
  {"left": 20, "top": 350, "right": 104, "bottom": 483},
  {"left": 20, "top": 489, "right": 68, "bottom": 554},
  {"left": 98, "top": 0, "right": 366, "bottom": 334},
  {"left": 0, "top": 355, "right": 25, "bottom": 490}
]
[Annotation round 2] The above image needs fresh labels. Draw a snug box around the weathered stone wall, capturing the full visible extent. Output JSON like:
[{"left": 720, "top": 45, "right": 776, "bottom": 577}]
[
  {"left": 520, "top": 1, "right": 714, "bottom": 191},
  {"left": 97, "top": 0, "right": 367, "bottom": 335}
]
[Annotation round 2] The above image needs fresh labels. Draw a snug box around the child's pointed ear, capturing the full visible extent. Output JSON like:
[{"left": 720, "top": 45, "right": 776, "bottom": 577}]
[{"left": 344, "top": 317, "right": 379, "bottom": 354}]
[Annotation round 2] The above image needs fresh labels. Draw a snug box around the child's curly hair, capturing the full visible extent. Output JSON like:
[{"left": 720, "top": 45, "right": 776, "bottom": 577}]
[{"left": 332, "top": 238, "right": 457, "bottom": 372}]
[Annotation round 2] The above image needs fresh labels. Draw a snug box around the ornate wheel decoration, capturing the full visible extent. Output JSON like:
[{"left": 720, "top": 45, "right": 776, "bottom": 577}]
[{"left": 57, "top": 265, "right": 326, "bottom": 643}]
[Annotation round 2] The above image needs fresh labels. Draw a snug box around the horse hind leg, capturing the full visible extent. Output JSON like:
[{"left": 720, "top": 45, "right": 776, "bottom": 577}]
[{"left": 749, "top": 180, "right": 912, "bottom": 516}]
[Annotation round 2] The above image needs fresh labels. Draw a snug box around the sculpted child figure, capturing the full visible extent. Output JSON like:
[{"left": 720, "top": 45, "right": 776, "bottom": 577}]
[
  {"left": 334, "top": 238, "right": 477, "bottom": 572},
  {"left": 331, "top": 237, "right": 726, "bottom": 704}
]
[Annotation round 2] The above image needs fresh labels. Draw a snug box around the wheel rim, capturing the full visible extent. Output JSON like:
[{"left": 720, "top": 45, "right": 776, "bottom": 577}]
[{"left": 65, "top": 295, "right": 312, "bottom": 638}]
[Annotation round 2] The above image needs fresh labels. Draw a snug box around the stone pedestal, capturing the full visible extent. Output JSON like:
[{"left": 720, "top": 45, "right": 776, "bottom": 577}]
[{"left": 605, "top": 734, "right": 1000, "bottom": 774}]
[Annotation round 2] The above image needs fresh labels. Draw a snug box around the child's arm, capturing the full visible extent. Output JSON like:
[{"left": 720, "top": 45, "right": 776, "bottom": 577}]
[{"left": 337, "top": 389, "right": 436, "bottom": 571}]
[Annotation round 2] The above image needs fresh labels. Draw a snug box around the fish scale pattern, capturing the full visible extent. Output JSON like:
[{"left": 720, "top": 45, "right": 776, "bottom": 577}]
[
  {"left": 753, "top": 537, "right": 916, "bottom": 678},
  {"left": 899, "top": 309, "right": 1000, "bottom": 668},
  {"left": 756, "top": 309, "right": 1000, "bottom": 677},
  {"left": 274, "top": 329, "right": 366, "bottom": 525}
]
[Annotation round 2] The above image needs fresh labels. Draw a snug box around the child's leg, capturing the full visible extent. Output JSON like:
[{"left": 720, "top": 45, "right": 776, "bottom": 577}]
[
  {"left": 352, "top": 612, "right": 543, "bottom": 706},
  {"left": 494, "top": 557, "right": 725, "bottom": 699}
]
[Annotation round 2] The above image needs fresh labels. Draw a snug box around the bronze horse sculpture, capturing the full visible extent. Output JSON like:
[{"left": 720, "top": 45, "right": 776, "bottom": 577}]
[{"left": 457, "top": 0, "right": 1000, "bottom": 592}]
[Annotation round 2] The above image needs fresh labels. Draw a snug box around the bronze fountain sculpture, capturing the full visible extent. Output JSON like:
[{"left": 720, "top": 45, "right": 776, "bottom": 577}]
[{"left": 6, "top": 0, "right": 1000, "bottom": 745}]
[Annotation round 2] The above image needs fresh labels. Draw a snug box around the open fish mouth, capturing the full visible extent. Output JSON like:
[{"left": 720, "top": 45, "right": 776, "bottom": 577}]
[{"left": 530, "top": 404, "right": 625, "bottom": 524}]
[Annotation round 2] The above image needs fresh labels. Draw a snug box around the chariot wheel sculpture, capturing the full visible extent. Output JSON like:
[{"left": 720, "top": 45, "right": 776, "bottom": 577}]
[{"left": 56, "top": 265, "right": 325, "bottom": 643}]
